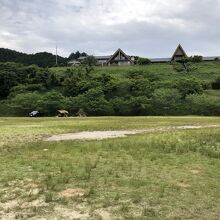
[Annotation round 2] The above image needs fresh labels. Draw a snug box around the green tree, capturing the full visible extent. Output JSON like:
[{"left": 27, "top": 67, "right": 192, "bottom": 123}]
[
  {"left": 0, "top": 48, "right": 67, "bottom": 67},
  {"left": 8, "top": 92, "right": 41, "bottom": 115},
  {"left": 0, "top": 70, "right": 18, "bottom": 99},
  {"left": 212, "top": 77, "right": 220, "bottom": 89},
  {"left": 37, "top": 91, "right": 67, "bottom": 115},
  {"left": 9, "top": 84, "right": 46, "bottom": 98},
  {"left": 130, "top": 78, "right": 153, "bottom": 97},
  {"left": 137, "top": 57, "right": 151, "bottom": 65},
  {"left": 68, "top": 51, "right": 87, "bottom": 60},
  {"left": 62, "top": 68, "right": 97, "bottom": 96},
  {"left": 110, "top": 96, "right": 151, "bottom": 116},
  {"left": 176, "top": 78, "right": 203, "bottom": 99},
  {"left": 152, "top": 88, "right": 182, "bottom": 115},
  {"left": 74, "top": 88, "right": 114, "bottom": 116},
  {"left": 82, "top": 56, "right": 97, "bottom": 75},
  {"left": 186, "top": 94, "right": 220, "bottom": 115},
  {"left": 184, "top": 56, "right": 203, "bottom": 63},
  {"left": 82, "top": 56, "right": 97, "bottom": 66}
]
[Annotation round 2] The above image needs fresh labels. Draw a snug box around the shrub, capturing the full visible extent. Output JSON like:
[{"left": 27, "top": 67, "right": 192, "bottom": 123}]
[
  {"left": 212, "top": 77, "right": 220, "bottom": 89},
  {"left": 185, "top": 55, "right": 203, "bottom": 63},
  {"left": 82, "top": 56, "right": 97, "bottom": 66},
  {"left": 151, "top": 88, "right": 182, "bottom": 115},
  {"left": 8, "top": 92, "right": 42, "bottom": 116},
  {"left": 9, "top": 84, "right": 46, "bottom": 98},
  {"left": 176, "top": 78, "right": 203, "bottom": 99},
  {"left": 72, "top": 88, "right": 114, "bottom": 116},
  {"left": 186, "top": 94, "right": 220, "bottom": 115},
  {"left": 171, "top": 61, "right": 185, "bottom": 72},
  {"left": 130, "top": 78, "right": 153, "bottom": 97},
  {"left": 0, "top": 70, "right": 18, "bottom": 99},
  {"left": 137, "top": 57, "right": 151, "bottom": 65},
  {"left": 37, "top": 91, "right": 67, "bottom": 116},
  {"left": 110, "top": 96, "right": 151, "bottom": 116}
]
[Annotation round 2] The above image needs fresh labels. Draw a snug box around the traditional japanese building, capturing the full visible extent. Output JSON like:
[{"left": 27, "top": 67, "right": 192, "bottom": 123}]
[
  {"left": 68, "top": 44, "right": 220, "bottom": 66},
  {"left": 148, "top": 44, "right": 187, "bottom": 63},
  {"left": 170, "top": 44, "right": 187, "bottom": 61},
  {"left": 68, "top": 48, "right": 134, "bottom": 66},
  {"left": 105, "top": 48, "right": 133, "bottom": 66},
  {"left": 94, "top": 55, "right": 111, "bottom": 66}
]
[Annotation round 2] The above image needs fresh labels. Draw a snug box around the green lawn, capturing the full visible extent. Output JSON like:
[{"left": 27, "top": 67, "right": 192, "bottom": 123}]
[{"left": 0, "top": 117, "right": 220, "bottom": 219}]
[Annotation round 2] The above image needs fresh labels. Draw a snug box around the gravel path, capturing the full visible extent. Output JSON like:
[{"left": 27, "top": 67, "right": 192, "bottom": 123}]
[{"left": 45, "top": 125, "right": 220, "bottom": 142}]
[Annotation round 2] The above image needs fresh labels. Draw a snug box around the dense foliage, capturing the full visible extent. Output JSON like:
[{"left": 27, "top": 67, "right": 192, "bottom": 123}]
[
  {"left": 137, "top": 57, "right": 151, "bottom": 65},
  {"left": 0, "top": 48, "right": 67, "bottom": 67},
  {"left": 0, "top": 48, "right": 88, "bottom": 67},
  {"left": 68, "top": 51, "right": 87, "bottom": 60},
  {"left": 0, "top": 61, "right": 219, "bottom": 116}
]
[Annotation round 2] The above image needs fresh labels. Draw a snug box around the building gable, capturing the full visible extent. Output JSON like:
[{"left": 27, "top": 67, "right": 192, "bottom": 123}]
[
  {"left": 171, "top": 44, "right": 187, "bottom": 61},
  {"left": 106, "top": 48, "right": 131, "bottom": 65}
]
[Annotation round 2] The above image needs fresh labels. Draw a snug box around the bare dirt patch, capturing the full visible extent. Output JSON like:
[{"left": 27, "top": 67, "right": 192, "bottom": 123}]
[
  {"left": 2, "top": 124, "right": 43, "bottom": 128},
  {"left": 0, "top": 213, "right": 16, "bottom": 220},
  {"left": 0, "top": 199, "right": 21, "bottom": 210},
  {"left": 45, "top": 125, "right": 220, "bottom": 142},
  {"left": 60, "top": 188, "right": 85, "bottom": 198},
  {"left": 20, "top": 198, "right": 47, "bottom": 209},
  {"left": 54, "top": 206, "right": 89, "bottom": 219},
  {"left": 176, "top": 182, "right": 191, "bottom": 188},
  {"left": 0, "top": 197, "right": 47, "bottom": 210},
  {"left": 190, "top": 169, "right": 201, "bottom": 175},
  {"left": 96, "top": 208, "right": 112, "bottom": 220},
  {"left": 0, "top": 197, "right": 48, "bottom": 219},
  {"left": 46, "top": 130, "right": 138, "bottom": 141}
]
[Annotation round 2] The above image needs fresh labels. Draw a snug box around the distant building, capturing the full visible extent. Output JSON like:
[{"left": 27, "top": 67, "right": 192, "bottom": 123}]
[
  {"left": 149, "top": 58, "right": 171, "bottom": 63},
  {"left": 170, "top": 44, "right": 187, "bottom": 61},
  {"left": 67, "top": 60, "right": 81, "bottom": 66},
  {"left": 67, "top": 44, "right": 220, "bottom": 66},
  {"left": 202, "top": 56, "right": 220, "bottom": 61},
  {"left": 67, "top": 56, "right": 86, "bottom": 66},
  {"left": 68, "top": 48, "right": 134, "bottom": 66},
  {"left": 149, "top": 44, "right": 187, "bottom": 63},
  {"left": 105, "top": 48, "right": 133, "bottom": 66},
  {"left": 95, "top": 55, "right": 111, "bottom": 66}
]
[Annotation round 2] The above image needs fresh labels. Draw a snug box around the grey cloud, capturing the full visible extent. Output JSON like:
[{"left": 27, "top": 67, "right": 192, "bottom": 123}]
[{"left": 0, "top": 0, "right": 220, "bottom": 57}]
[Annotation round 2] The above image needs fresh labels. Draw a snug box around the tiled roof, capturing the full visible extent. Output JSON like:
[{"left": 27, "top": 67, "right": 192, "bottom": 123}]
[
  {"left": 78, "top": 56, "right": 87, "bottom": 60},
  {"left": 203, "top": 56, "right": 220, "bottom": 61},
  {"left": 94, "top": 56, "right": 111, "bottom": 60},
  {"left": 150, "top": 58, "right": 171, "bottom": 63}
]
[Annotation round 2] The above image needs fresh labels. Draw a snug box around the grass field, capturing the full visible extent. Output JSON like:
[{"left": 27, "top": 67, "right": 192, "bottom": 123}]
[
  {"left": 0, "top": 117, "right": 220, "bottom": 219},
  {"left": 51, "top": 61, "right": 220, "bottom": 83}
]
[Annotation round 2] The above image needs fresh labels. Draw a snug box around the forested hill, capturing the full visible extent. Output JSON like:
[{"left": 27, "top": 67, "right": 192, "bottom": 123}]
[
  {"left": 0, "top": 48, "right": 67, "bottom": 67},
  {"left": 0, "top": 61, "right": 219, "bottom": 116}
]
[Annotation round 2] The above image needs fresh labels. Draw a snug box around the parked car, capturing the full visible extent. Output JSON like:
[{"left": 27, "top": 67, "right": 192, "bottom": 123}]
[{"left": 29, "top": 111, "right": 40, "bottom": 117}]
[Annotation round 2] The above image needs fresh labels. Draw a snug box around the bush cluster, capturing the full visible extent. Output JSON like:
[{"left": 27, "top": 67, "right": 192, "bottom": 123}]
[{"left": 0, "top": 62, "right": 219, "bottom": 116}]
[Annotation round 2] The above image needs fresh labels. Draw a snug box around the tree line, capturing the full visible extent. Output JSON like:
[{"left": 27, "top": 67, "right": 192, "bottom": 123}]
[
  {"left": 0, "top": 61, "right": 219, "bottom": 116},
  {"left": 0, "top": 48, "right": 88, "bottom": 68}
]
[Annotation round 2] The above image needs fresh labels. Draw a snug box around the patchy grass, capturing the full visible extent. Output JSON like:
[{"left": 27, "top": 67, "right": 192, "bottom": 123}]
[
  {"left": 0, "top": 117, "right": 220, "bottom": 219},
  {"left": 51, "top": 61, "right": 220, "bottom": 84},
  {"left": 0, "top": 116, "right": 219, "bottom": 147},
  {"left": 205, "top": 90, "right": 220, "bottom": 97}
]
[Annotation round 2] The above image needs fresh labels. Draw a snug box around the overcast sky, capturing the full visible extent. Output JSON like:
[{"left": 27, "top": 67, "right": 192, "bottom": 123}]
[{"left": 1, "top": 0, "right": 220, "bottom": 58}]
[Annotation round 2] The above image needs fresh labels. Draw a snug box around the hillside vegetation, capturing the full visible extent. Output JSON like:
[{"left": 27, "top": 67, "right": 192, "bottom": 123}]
[
  {"left": 0, "top": 48, "right": 67, "bottom": 67},
  {"left": 0, "top": 48, "right": 89, "bottom": 67},
  {"left": 0, "top": 61, "right": 219, "bottom": 116}
]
